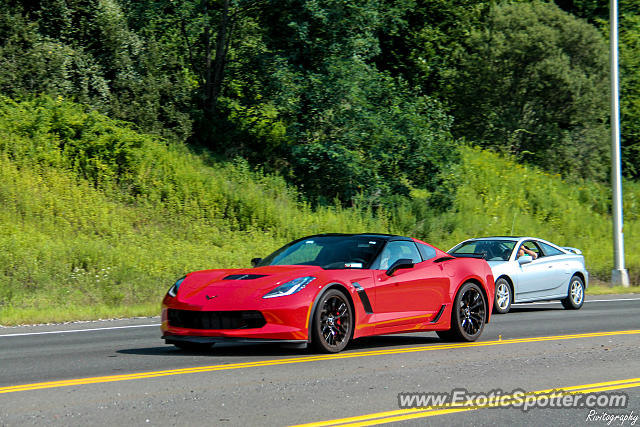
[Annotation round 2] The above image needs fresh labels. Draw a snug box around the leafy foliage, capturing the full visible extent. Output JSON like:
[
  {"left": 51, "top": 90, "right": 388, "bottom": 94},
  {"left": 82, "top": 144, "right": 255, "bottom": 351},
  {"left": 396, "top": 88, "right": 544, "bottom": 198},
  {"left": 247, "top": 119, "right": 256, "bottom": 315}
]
[
  {"left": 446, "top": 1, "right": 610, "bottom": 180},
  {"left": 557, "top": 0, "right": 640, "bottom": 179},
  {"left": 0, "top": 0, "right": 193, "bottom": 141},
  {"left": 286, "top": 57, "right": 455, "bottom": 206}
]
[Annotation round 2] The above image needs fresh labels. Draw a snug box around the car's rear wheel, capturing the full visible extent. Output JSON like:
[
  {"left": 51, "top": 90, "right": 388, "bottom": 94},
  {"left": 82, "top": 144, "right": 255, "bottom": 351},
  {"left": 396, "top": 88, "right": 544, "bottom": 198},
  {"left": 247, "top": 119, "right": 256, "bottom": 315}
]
[
  {"left": 438, "top": 282, "right": 487, "bottom": 342},
  {"left": 312, "top": 289, "right": 353, "bottom": 353},
  {"left": 561, "top": 275, "right": 584, "bottom": 310},
  {"left": 493, "top": 277, "right": 512, "bottom": 314}
]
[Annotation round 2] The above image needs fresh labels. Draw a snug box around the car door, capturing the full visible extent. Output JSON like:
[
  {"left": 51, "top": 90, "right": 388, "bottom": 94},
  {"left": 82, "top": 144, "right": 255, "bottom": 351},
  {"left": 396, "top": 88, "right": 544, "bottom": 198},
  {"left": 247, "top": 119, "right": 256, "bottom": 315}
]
[
  {"left": 536, "top": 241, "right": 573, "bottom": 297},
  {"left": 514, "top": 240, "right": 560, "bottom": 300},
  {"left": 372, "top": 241, "right": 447, "bottom": 330}
]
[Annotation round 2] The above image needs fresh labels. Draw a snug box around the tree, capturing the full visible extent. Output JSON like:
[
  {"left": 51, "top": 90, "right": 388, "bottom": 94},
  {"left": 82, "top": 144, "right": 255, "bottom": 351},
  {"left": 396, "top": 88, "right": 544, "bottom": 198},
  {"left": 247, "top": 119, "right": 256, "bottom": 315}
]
[
  {"left": 619, "top": 9, "right": 640, "bottom": 178},
  {"left": 375, "top": 0, "right": 493, "bottom": 97},
  {"left": 447, "top": 1, "right": 610, "bottom": 181},
  {"left": 0, "top": 0, "right": 193, "bottom": 141},
  {"left": 255, "top": 0, "right": 455, "bottom": 205},
  {"left": 288, "top": 57, "right": 454, "bottom": 205},
  {"left": 555, "top": 0, "right": 640, "bottom": 178}
]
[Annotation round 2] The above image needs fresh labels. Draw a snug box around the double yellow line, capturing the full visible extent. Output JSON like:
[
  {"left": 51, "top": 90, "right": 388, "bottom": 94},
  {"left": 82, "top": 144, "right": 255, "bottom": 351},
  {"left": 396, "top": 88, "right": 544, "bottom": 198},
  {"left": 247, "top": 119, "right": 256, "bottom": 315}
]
[
  {"left": 293, "top": 377, "right": 640, "bottom": 426},
  {"left": 1, "top": 329, "right": 638, "bottom": 395}
]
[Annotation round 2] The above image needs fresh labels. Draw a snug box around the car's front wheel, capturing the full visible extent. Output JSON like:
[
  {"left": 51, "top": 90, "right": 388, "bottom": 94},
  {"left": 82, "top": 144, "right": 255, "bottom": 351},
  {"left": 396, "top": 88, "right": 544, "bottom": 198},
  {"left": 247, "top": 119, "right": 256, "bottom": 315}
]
[
  {"left": 561, "top": 275, "right": 585, "bottom": 310},
  {"left": 312, "top": 289, "right": 353, "bottom": 353},
  {"left": 493, "top": 277, "right": 512, "bottom": 314},
  {"left": 437, "top": 282, "right": 487, "bottom": 342}
]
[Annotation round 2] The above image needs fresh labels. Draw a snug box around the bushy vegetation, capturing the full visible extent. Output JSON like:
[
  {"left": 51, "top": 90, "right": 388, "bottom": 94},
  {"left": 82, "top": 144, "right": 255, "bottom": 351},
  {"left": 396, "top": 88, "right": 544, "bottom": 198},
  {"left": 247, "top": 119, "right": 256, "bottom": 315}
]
[
  {"left": 2, "top": 0, "right": 640, "bottom": 202},
  {"left": 0, "top": 96, "right": 392, "bottom": 324},
  {"left": 0, "top": 97, "right": 638, "bottom": 325}
]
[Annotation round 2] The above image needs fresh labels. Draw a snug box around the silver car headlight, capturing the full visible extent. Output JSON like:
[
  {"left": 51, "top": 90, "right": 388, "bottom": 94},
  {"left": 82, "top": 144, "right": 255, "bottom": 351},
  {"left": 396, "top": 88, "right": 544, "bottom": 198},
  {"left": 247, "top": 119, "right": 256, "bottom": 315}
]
[
  {"left": 167, "top": 276, "right": 186, "bottom": 298},
  {"left": 262, "top": 276, "right": 316, "bottom": 299}
]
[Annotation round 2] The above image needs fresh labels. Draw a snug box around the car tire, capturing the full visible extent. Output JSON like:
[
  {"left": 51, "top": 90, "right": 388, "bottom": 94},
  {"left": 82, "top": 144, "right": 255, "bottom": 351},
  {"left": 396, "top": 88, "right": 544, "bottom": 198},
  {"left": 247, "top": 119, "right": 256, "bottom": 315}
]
[
  {"left": 171, "top": 341, "right": 213, "bottom": 351},
  {"left": 561, "top": 275, "right": 585, "bottom": 310},
  {"left": 311, "top": 289, "right": 353, "bottom": 353},
  {"left": 438, "top": 282, "right": 487, "bottom": 342},
  {"left": 493, "top": 277, "right": 512, "bottom": 314}
]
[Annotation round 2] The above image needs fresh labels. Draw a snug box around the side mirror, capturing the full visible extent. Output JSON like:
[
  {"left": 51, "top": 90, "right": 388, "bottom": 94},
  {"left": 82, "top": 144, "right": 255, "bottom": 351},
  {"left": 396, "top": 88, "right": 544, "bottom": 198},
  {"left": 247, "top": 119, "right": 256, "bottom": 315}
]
[
  {"left": 385, "top": 258, "right": 414, "bottom": 276},
  {"left": 251, "top": 257, "right": 262, "bottom": 268},
  {"left": 518, "top": 255, "right": 533, "bottom": 265}
]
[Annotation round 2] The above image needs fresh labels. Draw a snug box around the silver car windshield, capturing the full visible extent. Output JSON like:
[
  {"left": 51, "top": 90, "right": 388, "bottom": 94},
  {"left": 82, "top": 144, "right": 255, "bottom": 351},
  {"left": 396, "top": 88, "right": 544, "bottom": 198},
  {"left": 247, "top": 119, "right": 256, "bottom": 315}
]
[{"left": 450, "top": 240, "right": 517, "bottom": 261}]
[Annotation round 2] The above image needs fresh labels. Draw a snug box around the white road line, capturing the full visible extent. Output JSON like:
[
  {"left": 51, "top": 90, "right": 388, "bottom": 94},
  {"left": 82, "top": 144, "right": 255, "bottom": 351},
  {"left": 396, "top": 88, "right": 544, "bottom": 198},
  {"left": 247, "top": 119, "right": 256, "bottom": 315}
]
[{"left": 0, "top": 324, "right": 160, "bottom": 338}]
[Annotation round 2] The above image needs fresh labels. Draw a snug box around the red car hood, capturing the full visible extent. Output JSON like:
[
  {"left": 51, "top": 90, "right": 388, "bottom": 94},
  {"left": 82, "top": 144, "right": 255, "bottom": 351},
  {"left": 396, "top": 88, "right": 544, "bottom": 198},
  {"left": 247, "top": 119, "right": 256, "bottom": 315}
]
[{"left": 175, "top": 265, "right": 323, "bottom": 306}]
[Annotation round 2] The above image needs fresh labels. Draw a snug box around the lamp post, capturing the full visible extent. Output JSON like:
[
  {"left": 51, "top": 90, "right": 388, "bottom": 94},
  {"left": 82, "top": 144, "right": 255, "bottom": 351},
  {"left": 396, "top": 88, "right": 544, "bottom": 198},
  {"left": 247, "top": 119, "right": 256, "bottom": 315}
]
[{"left": 610, "top": 0, "right": 630, "bottom": 287}]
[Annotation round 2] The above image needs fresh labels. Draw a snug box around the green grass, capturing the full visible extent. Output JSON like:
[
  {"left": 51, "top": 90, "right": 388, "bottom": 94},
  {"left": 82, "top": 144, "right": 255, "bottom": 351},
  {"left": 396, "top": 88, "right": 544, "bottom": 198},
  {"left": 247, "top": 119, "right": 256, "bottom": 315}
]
[
  {"left": 0, "top": 96, "right": 638, "bottom": 326},
  {"left": 586, "top": 282, "right": 640, "bottom": 295}
]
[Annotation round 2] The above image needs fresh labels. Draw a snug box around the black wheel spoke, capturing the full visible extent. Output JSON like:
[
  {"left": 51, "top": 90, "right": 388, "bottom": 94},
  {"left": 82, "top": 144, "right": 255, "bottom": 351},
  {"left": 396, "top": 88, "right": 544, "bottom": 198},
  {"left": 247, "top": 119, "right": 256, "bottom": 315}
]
[
  {"left": 470, "top": 313, "right": 483, "bottom": 323},
  {"left": 470, "top": 300, "right": 483, "bottom": 310}
]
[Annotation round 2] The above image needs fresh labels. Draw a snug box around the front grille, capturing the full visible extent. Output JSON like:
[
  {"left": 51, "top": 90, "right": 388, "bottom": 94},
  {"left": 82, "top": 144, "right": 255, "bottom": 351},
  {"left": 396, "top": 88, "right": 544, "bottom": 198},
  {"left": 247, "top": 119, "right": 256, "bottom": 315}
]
[{"left": 168, "top": 309, "right": 266, "bottom": 330}]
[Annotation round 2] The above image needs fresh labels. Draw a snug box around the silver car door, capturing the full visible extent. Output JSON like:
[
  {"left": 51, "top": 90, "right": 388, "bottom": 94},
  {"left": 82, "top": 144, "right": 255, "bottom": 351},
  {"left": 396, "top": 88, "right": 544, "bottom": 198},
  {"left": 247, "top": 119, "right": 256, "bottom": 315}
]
[{"left": 513, "top": 241, "right": 558, "bottom": 300}]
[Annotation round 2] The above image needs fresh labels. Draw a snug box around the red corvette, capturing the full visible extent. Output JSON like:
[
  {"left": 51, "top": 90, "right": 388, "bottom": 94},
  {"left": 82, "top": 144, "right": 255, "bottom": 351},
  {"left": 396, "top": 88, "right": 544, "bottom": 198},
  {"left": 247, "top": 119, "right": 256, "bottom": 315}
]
[{"left": 161, "top": 233, "right": 495, "bottom": 353}]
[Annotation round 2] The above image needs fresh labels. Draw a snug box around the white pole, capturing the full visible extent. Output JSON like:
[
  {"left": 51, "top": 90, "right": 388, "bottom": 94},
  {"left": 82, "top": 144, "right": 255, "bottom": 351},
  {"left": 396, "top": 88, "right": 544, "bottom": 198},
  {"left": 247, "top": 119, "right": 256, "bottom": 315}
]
[{"left": 610, "top": 0, "right": 630, "bottom": 287}]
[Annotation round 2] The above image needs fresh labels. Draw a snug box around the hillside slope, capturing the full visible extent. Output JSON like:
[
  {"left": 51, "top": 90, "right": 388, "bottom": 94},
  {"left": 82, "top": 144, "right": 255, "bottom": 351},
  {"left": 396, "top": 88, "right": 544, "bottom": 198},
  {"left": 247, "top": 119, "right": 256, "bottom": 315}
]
[
  {"left": 0, "top": 97, "right": 637, "bottom": 325},
  {"left": 0, "top": 97, "right": 390, "bottom": 324}
]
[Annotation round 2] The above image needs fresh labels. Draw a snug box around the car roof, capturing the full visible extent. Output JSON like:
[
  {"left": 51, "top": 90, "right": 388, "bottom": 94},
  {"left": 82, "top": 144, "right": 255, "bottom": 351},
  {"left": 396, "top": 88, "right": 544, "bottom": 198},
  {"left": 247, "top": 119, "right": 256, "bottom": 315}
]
[
  {"left": 297, "top": 233, "right": 413, "bottom": 242},
  {"left": 463, "top": 236, "right": 523, "bottom": 241},
  {"left": 460, "top": 236, "right": 569, "bottom": 250}
]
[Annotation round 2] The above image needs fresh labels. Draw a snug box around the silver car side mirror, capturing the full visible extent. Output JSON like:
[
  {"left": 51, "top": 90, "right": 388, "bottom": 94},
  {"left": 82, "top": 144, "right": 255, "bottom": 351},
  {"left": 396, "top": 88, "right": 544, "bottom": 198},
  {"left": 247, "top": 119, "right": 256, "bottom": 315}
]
[{"left": 518, "top": 255, "right": 533, "bottom": 265}]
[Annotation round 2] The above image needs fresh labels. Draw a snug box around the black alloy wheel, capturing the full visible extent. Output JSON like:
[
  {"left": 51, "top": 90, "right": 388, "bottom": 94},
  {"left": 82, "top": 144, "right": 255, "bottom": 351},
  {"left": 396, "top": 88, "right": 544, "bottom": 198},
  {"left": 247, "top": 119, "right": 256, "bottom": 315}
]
[
  {"left": 437, "top": 282, "right": 487, "bottom": 342},
  {"left": 312, "top": 289, "right": 353, "bottom": 353}
]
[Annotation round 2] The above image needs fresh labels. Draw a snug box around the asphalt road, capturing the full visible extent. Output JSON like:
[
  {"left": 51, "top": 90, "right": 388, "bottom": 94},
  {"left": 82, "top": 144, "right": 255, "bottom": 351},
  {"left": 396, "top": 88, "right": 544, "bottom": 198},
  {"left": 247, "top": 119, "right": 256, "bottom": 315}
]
[{"left": 1, "top": 295, "right": 639, "bottom": 426}]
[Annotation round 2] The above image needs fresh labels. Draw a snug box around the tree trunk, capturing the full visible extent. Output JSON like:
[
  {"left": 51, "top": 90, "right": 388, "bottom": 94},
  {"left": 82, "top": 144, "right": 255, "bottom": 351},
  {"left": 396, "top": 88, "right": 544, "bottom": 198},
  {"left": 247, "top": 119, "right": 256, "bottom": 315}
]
[{"left": 209, "top": 0, "right": 230, "bottom": 115}]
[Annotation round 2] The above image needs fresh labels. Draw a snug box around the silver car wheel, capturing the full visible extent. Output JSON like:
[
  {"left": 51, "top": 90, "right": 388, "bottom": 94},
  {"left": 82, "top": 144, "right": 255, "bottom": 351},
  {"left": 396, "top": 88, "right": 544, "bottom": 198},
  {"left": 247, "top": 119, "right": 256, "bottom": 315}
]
[
  {"left": 562, "top": 275, "right": 585, "bottom": 310},
  {"left": 496, "top": 282, "right": 510, "bottom": 309},
  {"left": 570, "top": 279, "right": 584, "bottom": 305},
  {"left": 493, "top": 278, "right": 512, "bottom": 314}
]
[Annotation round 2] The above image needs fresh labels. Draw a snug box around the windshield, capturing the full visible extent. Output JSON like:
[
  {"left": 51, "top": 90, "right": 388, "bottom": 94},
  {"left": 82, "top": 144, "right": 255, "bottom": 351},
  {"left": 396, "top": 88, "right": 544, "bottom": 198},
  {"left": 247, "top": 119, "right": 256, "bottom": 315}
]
[
  {"left": 449, "top": 240, "right": 516, "bottom": 261},
  {"left": 258, "top": 236, "right": 386, "bottom": 269}
]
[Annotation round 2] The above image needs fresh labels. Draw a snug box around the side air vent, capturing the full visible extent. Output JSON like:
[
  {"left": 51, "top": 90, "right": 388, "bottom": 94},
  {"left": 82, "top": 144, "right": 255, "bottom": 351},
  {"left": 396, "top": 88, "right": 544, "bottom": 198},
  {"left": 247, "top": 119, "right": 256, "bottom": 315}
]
[{"left": 222, "top": 274, "right": 268, "bottom": 280}]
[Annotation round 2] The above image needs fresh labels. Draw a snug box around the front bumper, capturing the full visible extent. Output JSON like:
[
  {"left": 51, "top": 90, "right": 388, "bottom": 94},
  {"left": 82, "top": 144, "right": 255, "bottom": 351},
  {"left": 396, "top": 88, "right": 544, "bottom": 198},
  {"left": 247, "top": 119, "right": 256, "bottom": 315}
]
[{"left": 160, "top": 302, "right": 311, "bottom": 342}]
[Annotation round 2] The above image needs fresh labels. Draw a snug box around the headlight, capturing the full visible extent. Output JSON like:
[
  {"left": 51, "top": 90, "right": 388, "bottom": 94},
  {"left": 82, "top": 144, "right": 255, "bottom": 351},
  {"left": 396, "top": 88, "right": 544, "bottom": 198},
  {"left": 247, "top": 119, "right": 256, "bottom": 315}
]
[
  {"left": 167, "top": 276, "right": 186, "bottom": 297},
  {"left": 262, "top": 276, "right": 316, "bottom": 299}
]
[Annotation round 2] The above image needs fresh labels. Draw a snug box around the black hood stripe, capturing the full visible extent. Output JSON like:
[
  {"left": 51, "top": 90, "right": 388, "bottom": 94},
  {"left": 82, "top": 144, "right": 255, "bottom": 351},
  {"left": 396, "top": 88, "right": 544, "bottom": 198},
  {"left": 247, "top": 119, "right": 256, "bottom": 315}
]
[{"left": 222, "top": 274, "right": 269, "bottom": 280}]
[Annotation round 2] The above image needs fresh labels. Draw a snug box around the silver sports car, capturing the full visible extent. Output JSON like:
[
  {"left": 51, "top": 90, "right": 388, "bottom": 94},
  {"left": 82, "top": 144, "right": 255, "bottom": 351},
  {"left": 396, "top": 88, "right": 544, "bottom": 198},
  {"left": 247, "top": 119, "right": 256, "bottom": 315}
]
[{"left": 449, "top": 237, "right": 588, "bottom": 314}]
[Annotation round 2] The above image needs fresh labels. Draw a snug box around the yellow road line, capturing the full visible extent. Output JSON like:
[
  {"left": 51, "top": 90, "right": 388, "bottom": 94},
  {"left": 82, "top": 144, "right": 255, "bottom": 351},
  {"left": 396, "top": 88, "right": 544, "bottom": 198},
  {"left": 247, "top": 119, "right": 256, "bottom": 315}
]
[
  {"left": 1, "top": 329, "right": 638, "bottom": 394},
  {"left": 294, "top": 378, "right": 640, "bottom": 427}
]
